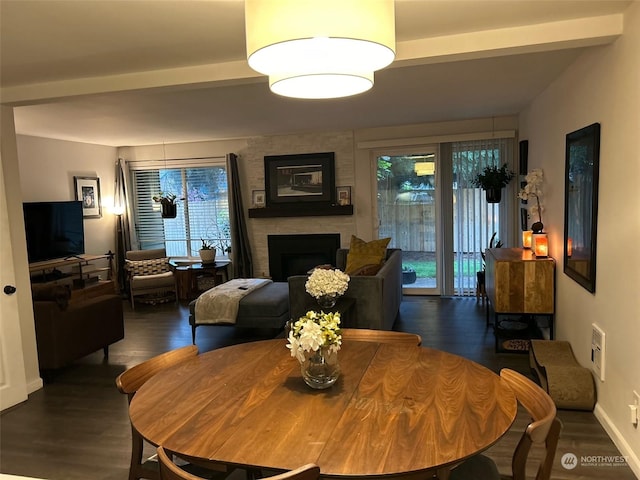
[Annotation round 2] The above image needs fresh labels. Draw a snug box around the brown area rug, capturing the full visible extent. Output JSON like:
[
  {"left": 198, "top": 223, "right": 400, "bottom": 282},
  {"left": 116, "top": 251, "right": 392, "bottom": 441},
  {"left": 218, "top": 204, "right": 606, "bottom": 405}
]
[{"left": 502, "top": 339, "right": 531, "bottom": 352}]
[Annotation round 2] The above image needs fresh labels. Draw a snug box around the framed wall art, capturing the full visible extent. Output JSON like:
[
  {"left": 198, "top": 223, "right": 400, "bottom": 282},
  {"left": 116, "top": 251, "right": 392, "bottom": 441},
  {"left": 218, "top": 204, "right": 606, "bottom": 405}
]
[
  {"left": 519, "top": 140, "right": 529, "bottom": 173},
  {"left": 74, "top": 176, "right": 102, "bottom": 218},
  {"left": 563, "top": 123, "right": 601, "bottom": 293},
  {"left": 336, "top": 186, "right": 351, "bottom": 206},
  {"left": 264, "top": 152, "right": 335, "bottom": 207},
  {"left": 252, "top": 190, "right": 266, "bottom": 208},
  {"left": 520, "top": 207, "right": 528, "bottom": 231}
]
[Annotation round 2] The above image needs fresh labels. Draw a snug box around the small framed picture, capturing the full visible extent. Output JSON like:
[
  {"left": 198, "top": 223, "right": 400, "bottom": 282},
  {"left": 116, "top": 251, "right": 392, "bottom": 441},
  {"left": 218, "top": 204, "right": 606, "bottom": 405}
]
[
  {"left": 520, "top": 207, "right": 528, "bottom": 231},
  {"left": 252, "top": 190, "right": 266, "bottom": 208},
  {"left": 74, "top": 176, "right": 102, "bottom": 218},
  {"left": 520, "top": 181, "right": 528, "bottom": 204},
  {"left": 336, "top": 186, "right": 351, "bottom": 206}
]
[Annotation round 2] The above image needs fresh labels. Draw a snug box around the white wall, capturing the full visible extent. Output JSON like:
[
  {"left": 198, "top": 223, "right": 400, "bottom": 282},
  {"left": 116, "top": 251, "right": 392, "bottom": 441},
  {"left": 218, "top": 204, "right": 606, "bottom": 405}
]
[
  {"left": 1, "top": 106, "right": 36, "bottom": 402},
  {"left": 17, "top": 135, "right": 119, "bottom": 259},
  {"left": 519, "top": 1, "right": 640, "bottom": 474},
  {"left": 14, "top": 135, "right": 117, "bottom": 387}
]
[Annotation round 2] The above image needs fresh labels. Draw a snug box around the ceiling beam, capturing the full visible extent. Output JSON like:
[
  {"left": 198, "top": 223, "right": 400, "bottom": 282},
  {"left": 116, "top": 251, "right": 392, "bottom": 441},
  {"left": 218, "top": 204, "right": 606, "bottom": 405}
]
[{"left": 0, "top": 13, "right": 624, "bottom": 106}]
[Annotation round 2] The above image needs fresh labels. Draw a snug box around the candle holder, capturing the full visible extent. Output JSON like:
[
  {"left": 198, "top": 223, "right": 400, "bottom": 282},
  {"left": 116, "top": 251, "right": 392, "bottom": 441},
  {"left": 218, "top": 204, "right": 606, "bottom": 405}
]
[{"left": 522, "top": 230, "right": 533, "bottom": 249}]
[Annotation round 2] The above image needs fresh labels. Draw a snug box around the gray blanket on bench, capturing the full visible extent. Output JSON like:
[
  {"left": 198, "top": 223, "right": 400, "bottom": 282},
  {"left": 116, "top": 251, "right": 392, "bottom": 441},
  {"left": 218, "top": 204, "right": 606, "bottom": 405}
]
[{"left": 194, "top": 278, "right": 272, "bottom": 324}]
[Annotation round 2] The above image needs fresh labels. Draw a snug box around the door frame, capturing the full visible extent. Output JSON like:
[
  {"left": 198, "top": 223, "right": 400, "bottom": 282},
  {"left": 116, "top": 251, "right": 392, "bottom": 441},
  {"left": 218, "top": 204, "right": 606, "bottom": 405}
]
[{"left": 372, "top": 145, "right": 442, "bottom": 295}]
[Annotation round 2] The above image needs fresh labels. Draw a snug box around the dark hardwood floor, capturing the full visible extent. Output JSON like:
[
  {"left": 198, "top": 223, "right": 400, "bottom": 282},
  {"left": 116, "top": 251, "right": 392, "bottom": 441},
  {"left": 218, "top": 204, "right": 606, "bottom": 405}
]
[{"left": 1, "top": 296, "right": 635, "bottom": 479}]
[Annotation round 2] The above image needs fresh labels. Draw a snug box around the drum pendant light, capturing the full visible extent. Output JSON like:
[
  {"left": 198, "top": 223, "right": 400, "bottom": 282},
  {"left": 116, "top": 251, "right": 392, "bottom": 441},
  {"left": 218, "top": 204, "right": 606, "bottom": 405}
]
[{"left": 245, "top": 0, "right": 396, "bottom": 99}]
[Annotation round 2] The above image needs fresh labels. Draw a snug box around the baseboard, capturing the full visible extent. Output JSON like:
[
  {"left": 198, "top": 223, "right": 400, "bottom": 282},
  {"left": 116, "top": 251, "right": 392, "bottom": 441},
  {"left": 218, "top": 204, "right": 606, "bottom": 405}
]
[
  {"left": 594, "top": 403, "right": 640, "bottom": 478},
  {"left": 27, "top": 376, "right": 43, "bottom": 395}
]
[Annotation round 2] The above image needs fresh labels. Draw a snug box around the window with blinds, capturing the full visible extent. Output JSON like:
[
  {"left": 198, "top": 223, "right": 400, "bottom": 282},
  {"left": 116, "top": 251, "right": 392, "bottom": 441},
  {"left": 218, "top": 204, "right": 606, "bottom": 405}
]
[
  {"left": 451, "top": 138, "right": 514, "bottom": 296},
  {"left": 130, "top": 165, "right": 230, "bottom": 258}
]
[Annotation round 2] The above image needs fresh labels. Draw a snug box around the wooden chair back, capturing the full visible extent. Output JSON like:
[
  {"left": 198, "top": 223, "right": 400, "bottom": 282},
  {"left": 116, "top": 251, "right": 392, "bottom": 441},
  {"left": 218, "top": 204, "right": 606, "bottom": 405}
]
[
  {"left": 157, "top": 447, "right": 320, "bottom": 480},
  {"left": 116, "top": 345, "right": 198, "bottom": 402},
  {"left": 116, "top": 345, "right": 199, "bottom": 480},
  {"left": 341, "top": 328, "right": 422, "bottom": 346},
  {"left": 500, "top": 368, "right": 562, "bottom": 480}
]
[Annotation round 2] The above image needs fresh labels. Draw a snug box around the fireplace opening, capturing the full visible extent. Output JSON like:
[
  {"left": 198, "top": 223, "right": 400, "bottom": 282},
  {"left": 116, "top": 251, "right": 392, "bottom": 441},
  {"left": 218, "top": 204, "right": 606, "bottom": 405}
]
[{"left": 268, "top": 234, "right": 340, "bottom": 282}]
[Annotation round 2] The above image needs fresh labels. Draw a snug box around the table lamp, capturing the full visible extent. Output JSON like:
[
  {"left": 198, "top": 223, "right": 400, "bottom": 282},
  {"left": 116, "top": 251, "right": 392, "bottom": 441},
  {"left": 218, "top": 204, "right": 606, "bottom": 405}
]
[{"left": 533, "top": 233, "right": 549, "bottom": 257}]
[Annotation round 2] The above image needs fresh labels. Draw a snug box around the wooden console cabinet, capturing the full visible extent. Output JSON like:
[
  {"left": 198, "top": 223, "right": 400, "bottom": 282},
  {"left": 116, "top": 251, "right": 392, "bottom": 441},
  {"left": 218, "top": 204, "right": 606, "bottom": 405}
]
[{"left": 485, "top": 248, "right": 555, "bottom": 347}]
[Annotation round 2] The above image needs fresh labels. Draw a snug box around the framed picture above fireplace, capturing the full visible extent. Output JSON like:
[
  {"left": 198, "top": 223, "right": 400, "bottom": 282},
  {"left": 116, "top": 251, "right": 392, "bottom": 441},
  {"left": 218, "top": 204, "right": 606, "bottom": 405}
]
[{"left": 264, "top": 152, "right": 335, "bottom": 206}]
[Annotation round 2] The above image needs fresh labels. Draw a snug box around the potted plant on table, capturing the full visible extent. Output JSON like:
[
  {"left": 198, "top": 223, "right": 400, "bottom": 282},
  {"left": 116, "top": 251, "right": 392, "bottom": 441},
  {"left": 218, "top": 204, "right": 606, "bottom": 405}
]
[
  {"left": 477, "top": 232, "right": 503, "bottom": 299},
  {"left": 518, "top": 168, "right": 545, "bottom": 233},
  {"left": 305, "top": 267, "right": 350, "bottom": 309},
  {"left": 198, "top": 238, "right": 216, "bottom": 264},
  {"left": 402, "top": 265, "right": 417, "bottom": 285},
  {"left": 472, "top": 164, "right": 515, "bottom": 203},
  {"left": 287, "top": 310, "right": 342, "bottom": 389}
]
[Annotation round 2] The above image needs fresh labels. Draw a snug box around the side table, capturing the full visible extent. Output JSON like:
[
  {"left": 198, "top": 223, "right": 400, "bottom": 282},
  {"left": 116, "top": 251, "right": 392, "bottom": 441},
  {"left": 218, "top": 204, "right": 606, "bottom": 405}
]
[
  {"left": 170, "top": 260, "right": 230, "bottom": 300},
  {"left": 484, "top": 248, "right": 555, "bottom": 352}
]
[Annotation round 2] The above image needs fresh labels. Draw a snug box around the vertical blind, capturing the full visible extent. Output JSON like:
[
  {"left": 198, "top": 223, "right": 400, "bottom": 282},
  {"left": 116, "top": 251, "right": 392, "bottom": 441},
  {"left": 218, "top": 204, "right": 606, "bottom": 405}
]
[
  {"left": 451, "top": 137, "right": 515, "bottom": 296},
  {"left": 129, "top": 159, "right": 230, "bottom": 258}
]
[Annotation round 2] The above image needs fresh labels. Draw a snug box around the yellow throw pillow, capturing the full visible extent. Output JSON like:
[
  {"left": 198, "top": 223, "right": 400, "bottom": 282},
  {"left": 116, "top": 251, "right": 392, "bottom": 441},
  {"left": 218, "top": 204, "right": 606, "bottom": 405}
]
[{"left": 344, "top": 236, "right": 391, "bottom": 274}]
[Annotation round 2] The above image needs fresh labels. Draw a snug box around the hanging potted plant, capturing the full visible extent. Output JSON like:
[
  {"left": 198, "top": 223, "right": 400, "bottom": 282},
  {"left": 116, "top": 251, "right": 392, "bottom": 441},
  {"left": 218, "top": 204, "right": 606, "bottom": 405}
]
[
  {"left": 152, "top": 192, "right": 179, "bottom": 218},
  {"left": 472, "top": 164, "right": 515, "bottom": 203}
]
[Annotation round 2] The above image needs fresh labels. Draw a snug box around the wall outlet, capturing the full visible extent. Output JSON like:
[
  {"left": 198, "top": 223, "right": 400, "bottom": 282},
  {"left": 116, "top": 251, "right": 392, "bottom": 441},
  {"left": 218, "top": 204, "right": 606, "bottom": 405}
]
[{"left": 630, "top": 391, "right": 640, "bottom": 426}]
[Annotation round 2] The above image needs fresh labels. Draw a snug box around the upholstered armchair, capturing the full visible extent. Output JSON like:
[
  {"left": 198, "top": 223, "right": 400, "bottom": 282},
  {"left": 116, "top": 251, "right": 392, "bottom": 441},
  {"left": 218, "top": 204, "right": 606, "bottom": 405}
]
[{"left": 125, "top": 248, "right": 177, "bottom": 309}]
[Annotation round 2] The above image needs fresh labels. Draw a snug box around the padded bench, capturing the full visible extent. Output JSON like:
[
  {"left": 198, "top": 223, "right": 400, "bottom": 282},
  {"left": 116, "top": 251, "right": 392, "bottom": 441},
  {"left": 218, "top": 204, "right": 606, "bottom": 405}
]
[{"left": 188, "top": 281, "right": 290, "bottom": 343}]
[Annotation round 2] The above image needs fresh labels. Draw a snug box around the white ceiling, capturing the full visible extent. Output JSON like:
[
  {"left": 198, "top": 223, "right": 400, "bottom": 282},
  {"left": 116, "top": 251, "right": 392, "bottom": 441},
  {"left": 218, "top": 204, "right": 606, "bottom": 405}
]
[{"left": 0, "top": 0, "right": 633, "bottom": 147}]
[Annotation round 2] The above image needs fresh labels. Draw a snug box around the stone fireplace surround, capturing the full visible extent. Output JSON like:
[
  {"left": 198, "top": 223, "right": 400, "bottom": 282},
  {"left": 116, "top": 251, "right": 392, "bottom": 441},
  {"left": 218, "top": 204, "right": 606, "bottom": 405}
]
[{"left": 268, "top": 234, "right": 340, "bottom": 282}]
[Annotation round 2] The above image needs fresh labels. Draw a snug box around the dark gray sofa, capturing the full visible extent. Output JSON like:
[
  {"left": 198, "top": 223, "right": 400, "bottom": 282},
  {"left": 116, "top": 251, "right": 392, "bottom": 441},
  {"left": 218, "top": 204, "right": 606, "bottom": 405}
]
[{"left": 288, "top": 248, "right": 403, "bottom": 330}]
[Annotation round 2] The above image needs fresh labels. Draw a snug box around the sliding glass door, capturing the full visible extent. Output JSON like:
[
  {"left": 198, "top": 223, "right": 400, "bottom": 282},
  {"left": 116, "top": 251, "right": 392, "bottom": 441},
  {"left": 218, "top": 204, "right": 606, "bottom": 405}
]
[
  {"left": 376, "top": 148, "right": 440, "bottom": 295},
  {"left": 375, "top": 137, "right": 515, "bottom": 297}
]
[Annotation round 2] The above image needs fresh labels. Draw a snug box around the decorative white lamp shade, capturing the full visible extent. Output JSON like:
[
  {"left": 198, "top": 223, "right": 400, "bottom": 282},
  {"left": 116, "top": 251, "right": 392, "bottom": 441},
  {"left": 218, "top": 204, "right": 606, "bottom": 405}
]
[{"left": 245, "top": 0, "right": 396, "bottom": 99}]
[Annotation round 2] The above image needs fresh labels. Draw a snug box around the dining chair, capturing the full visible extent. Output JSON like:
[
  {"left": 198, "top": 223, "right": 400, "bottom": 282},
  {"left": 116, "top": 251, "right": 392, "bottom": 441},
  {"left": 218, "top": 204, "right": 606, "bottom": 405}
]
[
  {"left": 449, "top": 368, "right": 562, "bottom": 480},
  {"left": 116, "top": 345, "right": 203, "bottom": 480},
  {"left": 340, "top": 328, "right": 422, "bottom": 346},
  {"left": 157, "top": 446, "right": 320, "bottom": 480}
]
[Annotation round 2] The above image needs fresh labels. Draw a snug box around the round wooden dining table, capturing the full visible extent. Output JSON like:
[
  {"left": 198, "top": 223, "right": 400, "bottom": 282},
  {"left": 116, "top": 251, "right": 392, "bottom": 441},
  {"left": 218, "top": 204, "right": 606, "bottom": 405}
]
[{"left": 129, "top": 339, "right": 517, "bottom": 479}]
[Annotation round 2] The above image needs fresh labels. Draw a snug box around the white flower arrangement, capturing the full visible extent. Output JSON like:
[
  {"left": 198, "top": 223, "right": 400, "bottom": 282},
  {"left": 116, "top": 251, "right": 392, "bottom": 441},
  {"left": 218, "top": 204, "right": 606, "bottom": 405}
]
[
  {"left": 286, "top": 311, "right": 342, "bottom": 363},
  {"left": 518, "top": 168, "right": 545, "bottom": 227},
  {"left": 305, "top": 268, "right": 350, "bottom": 299}
]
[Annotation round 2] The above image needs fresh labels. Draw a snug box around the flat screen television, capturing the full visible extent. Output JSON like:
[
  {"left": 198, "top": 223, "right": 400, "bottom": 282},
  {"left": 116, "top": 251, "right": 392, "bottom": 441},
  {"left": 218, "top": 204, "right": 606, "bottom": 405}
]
[{"left": 23, "top": 201, "right": 85, "bottom": 263}]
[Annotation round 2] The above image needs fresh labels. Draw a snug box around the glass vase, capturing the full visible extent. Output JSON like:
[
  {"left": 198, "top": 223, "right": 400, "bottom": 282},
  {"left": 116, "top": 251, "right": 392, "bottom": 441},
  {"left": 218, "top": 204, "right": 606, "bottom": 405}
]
[
  {"left": 317, "top": 294, "right": 338, "bottom": 309},
  {"left": 301, "top": 347, "right": 340, "bottom": 389}
]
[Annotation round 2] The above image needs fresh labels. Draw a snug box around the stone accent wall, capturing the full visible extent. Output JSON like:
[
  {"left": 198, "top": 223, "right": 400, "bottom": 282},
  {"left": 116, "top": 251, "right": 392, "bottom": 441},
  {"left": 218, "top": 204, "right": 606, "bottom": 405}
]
[{"left": 239, "top": 130, "right": 357, "bottom": 277}]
